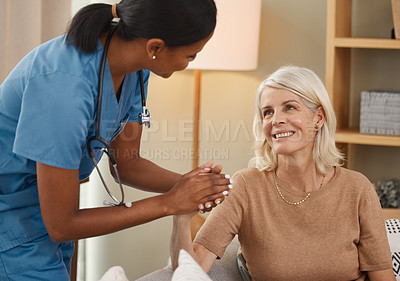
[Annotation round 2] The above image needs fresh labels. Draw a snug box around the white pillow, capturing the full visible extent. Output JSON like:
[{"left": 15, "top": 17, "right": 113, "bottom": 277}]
[
  {"left": 98, "top": 266, "right": 129, "bottom": 281},
  {"left": 171, "top": 249, "right": 212, "bottom": 281},
  {"left": 386, "top": 219, "right": 400, "bottom": 280}
]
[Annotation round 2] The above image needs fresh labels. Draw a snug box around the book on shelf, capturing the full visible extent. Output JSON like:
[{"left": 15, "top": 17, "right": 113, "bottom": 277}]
[{"left": 360, "top": 90, "right": 400, "bottom": 136}]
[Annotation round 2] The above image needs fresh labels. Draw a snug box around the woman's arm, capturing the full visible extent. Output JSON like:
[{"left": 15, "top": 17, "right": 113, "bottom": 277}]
[
  {"left": 36, "top": 160, "right": 230, "bottom": 242},
  {"left": 368, "top": 268, "right": 396, "bottom": 281},
  {"left": 170, "top": 214, "right": 218, "bottom": 273},
  {"left": 110, "top": 122, "right": 183, "bottom": 193}
]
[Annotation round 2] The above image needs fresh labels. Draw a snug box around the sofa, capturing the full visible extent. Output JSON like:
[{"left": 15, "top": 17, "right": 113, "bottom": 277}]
[{"left": 99, "top": 216, "right": 400, "bottom": 281}]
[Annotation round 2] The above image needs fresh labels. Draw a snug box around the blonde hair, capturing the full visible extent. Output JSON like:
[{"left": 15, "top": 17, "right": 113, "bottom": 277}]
[{"left": 249, "top": 65, "right": 343, "bottom": 174}]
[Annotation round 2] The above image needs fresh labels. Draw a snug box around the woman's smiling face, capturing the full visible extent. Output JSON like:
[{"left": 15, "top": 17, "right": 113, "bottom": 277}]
[{"left": 260, "top": 86, "right": 322, "bottom": 156}]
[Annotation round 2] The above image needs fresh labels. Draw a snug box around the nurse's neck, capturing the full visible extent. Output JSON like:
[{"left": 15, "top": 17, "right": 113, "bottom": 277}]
[
  {"left": 111, "top": 73, "right": 124, "bottom": 102},
  {"left": 116, "top": 82, "right": 123, "bottom": 102},
  {"left": 100, "top": 31, "right": 146, "bottom": 100}
]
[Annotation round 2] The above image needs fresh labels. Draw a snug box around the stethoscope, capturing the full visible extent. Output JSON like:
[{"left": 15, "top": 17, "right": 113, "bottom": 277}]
[{"left": 87, "top": 27, "right": 151, "bottom": 207}]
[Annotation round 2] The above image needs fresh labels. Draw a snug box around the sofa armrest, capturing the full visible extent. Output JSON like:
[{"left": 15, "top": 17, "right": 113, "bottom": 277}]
[{"left": 207, "top": 236, "right": 242, "bottom": 281}]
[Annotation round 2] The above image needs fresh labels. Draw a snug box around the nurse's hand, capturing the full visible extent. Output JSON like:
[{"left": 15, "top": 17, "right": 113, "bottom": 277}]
[
  {"left": 163, "top": 160, "right": 231, "bottom": 216},
  {"left": 198, "top": 163, "right": 228, "bottom": 214},
  {"left": 194, "top": 160, "right": 230, "bottom": 214}
]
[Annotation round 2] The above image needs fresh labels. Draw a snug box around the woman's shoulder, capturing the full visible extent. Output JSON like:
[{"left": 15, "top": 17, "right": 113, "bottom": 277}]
[
  {"left": 336, "top": 166, "right": 371, "bottom": 184},
  {"left": 233, "top": 167, "right": 266, "bottom": 177},
  {"left": 27, "top": 36, "right": 100, "bottom": 83},
  {"left": 232, "top": 167, "right": 270, "bottom": 186},
  {"left": 335, "top": 166, "right": 373, "bottom": 194}
]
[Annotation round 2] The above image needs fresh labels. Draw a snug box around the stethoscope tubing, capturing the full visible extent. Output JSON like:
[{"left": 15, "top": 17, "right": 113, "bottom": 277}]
[
  {"left": 95, "top": 26, "right": 117, "bottom": 139},
  {"left": 86, "top": 26, "right": 128, "bottom": 207},
  {"left": 87, "top": 25, "right": 150, "bottom": 207}
]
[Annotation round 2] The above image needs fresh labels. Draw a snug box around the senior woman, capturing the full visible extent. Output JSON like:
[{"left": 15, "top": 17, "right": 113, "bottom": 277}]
[{"left": 170, "top": 65, "right": 395, "bottom": 281}]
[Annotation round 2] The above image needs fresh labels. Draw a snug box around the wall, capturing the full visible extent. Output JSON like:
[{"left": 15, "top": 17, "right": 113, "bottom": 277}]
[{"left": 0, "top": 0, "right": 71, "bottom": 83}]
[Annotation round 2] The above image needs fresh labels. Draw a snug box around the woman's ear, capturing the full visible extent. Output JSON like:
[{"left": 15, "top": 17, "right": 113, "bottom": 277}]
[
  {"left": 314, "top": 106, "right": 326, "bottom": 129},
  {"left": 146, "top": 39, "right": 166, "bottom": 60}
]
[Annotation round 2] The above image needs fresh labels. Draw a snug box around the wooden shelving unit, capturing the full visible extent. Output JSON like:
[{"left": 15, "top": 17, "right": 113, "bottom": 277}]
[
  {"left": 325, "top": 0, "right": 400, "bottom": 215},
  {"left": 325, "top": 0, "right": 400, "bottom": 149},
  {"left": 334, "top": 37, "right": 400, "bottom": 49},
  {"left": 383, "top": 208, "right": 400, "bottom": 220},
  {"left": 335, "top": 129, "right": 400, "bottom": 147}
]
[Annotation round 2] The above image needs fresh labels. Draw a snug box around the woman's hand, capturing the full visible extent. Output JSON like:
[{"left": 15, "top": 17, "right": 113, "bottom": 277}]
[{"left": 163, "top": 160, "right": 232, "bottom": 216}]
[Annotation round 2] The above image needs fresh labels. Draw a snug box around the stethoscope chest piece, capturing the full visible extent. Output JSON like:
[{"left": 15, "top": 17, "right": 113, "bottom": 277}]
[
  {"left": 137, "top": 69, "right": 150, "bottom": 128},
  {"left": 139, "top": 107, "right": 151, "bottom": 128}
]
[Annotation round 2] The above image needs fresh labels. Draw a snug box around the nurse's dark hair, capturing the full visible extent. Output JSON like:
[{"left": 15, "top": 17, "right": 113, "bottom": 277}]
[{"left": 65, "top": 0, "right": 217, "bottom": 53}]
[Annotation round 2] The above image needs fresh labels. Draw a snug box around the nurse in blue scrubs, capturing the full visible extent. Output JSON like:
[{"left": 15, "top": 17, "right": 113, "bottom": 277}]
[{"left": 0, "top": 1, "right": 231, "bottom": 280}]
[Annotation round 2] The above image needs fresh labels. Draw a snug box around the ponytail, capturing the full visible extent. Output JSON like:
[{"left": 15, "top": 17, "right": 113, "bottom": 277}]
[
  {"left": 66, "top": 0, "right": 217, "bottom": 53},
  {"left": 65, "top": 3, "right": 114, "bottom": 53}
]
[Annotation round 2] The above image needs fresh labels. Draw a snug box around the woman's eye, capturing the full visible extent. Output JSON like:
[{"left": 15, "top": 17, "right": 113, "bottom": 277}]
[
  {"left": 263, "top": 110, "right": 273, "bottom": 117},
  {"left": 286, "top": 105, "right": 296, "bottom": 110}
]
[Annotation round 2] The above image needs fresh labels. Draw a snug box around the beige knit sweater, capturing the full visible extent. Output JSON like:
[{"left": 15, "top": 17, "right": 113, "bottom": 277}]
[{"left": 195, "top": 167, "right": 392, "bottom": 281}]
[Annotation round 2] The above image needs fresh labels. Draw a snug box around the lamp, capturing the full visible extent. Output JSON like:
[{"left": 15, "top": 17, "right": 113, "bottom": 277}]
[{"left": 188, "top": 0, "right": 262, "bottom": 168}]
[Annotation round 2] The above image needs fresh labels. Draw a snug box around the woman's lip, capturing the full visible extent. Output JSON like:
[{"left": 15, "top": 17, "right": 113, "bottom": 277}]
[{"left": 273, "top": 131, "right": 295, "bottom": 139}]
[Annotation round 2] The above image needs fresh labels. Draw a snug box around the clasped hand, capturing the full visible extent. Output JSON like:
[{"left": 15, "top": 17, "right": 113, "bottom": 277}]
[{"left": 165, "top": 160, "right": 232, "bottom": 216}]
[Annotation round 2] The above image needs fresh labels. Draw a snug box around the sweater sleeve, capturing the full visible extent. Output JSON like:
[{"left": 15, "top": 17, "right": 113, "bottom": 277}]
[
  {"left": 358, "top": 182, "right": 392, "bottom": 271},
  {"left": 194, "top": 170, "right": 248, "bottom": 258}
]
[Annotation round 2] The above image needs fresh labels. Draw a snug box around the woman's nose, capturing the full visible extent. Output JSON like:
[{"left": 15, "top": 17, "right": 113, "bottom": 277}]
[{"left": 272, "top": 112, "right": 286, "bottom": 126}]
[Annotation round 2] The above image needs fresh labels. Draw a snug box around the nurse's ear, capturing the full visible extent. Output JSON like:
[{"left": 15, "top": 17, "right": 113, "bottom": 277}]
[{"left": 146, "top": 39, "right": 166, "bottom": 60}]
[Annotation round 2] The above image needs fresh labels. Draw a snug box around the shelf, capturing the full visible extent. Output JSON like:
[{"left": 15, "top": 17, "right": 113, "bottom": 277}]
[
  {"left": 383, "top": 208, "right": 400, "bottom": 219},
  {"left": 334, "top": 37, "right": 400, "bottom": 49},
  {"left": 335, "top": 129, "right": 400, "bottom": 147}
]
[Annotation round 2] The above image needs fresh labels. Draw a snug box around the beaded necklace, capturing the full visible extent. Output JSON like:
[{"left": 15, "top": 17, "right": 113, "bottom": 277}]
[{"left": 273, "top": 172, "right": 325, "bottom": 205}]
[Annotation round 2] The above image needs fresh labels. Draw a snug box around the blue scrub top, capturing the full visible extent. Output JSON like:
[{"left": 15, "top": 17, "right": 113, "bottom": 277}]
[{"left": 0, "top": 35, "right": 150, "bottom": 252}]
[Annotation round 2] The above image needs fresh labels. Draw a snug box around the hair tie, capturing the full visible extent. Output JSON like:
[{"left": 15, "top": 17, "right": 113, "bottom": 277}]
[{"left": 112, "top": 3, "right": 119, "bottom": 19}]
